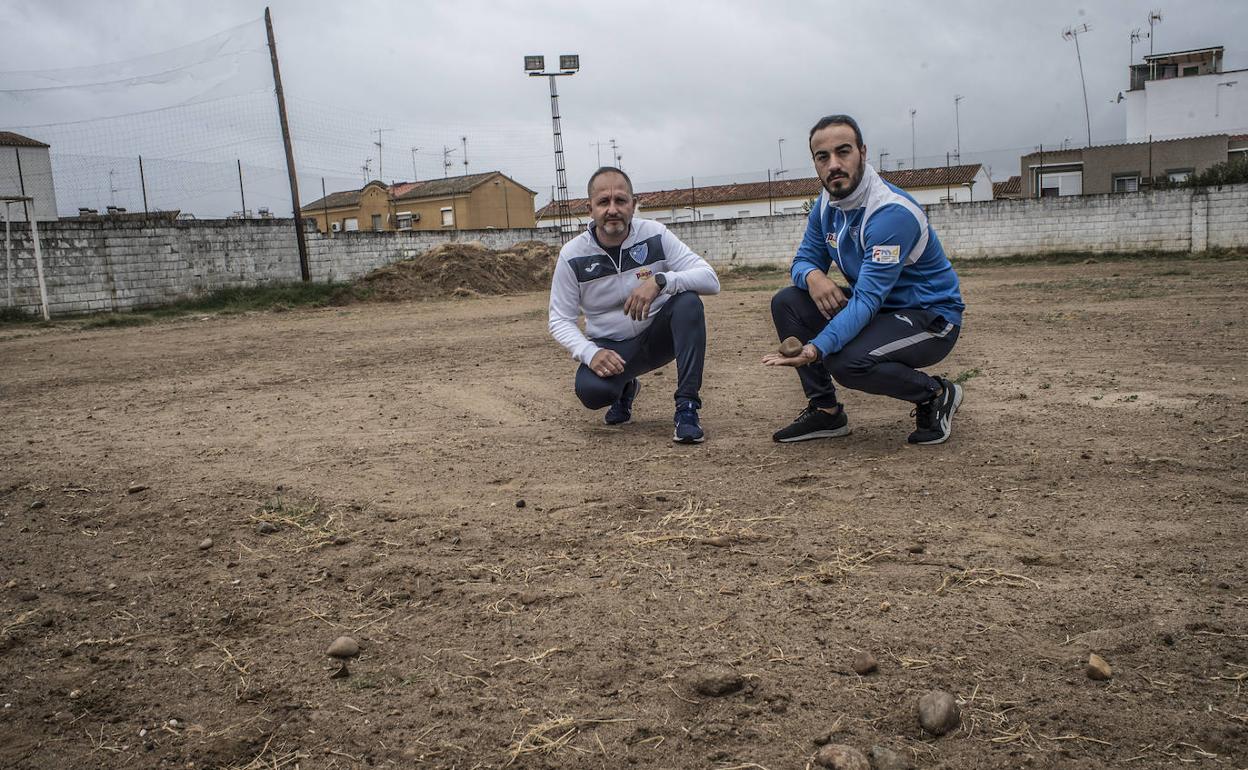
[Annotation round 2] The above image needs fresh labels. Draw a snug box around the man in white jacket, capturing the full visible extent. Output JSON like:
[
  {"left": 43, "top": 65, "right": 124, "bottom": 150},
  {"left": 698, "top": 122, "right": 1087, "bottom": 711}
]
[{"left": 548, "top": 167, "right": 720, "bottom": 443}]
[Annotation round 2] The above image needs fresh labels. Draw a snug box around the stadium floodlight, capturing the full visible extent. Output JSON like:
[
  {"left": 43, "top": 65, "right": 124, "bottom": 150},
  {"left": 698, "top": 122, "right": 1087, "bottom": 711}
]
[
  {"left": 559, "top": 55, "right": 580, "bottom": 72},
  {"left": 525, "top": 54, "right": 580, "bottom": 242},
  {"left": 524, "top": 55, "right": 545, "bottom": 72}
]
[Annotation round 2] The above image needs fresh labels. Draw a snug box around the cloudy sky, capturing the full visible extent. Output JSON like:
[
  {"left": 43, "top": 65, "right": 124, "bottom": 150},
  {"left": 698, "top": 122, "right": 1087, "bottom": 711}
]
[{"left": 2, "top": 0, "right": 1246, "bottom": 215}]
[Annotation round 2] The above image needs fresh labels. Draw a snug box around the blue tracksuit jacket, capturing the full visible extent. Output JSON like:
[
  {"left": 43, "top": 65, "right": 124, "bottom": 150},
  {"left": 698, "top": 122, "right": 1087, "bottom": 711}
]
[{"left": 791, "top": 163, "right": 964, "bottom": 357}]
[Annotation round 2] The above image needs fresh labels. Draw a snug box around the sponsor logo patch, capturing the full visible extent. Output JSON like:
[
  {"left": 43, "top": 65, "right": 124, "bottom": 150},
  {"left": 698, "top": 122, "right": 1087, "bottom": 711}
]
[
  {"left": 825, "top": 233, "right": 838, "bottom": 249},
  {"left": 635, "top": 268, "right": 653, "bottom": 281},
  {"left": 629, "top": 243, "right": 649, "bottom": 264},
  {"left": 871, "top": 245, "right": 901, "bottom": 264}
]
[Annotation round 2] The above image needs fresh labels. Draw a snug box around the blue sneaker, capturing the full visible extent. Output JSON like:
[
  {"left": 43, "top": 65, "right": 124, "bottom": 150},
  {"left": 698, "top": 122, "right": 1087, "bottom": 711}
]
[
  {"left": 673, "top": 400, "right": 705, "bottom": 444},
  {"left": 604, "top": 379, "right": 639, "bottom": 425}
]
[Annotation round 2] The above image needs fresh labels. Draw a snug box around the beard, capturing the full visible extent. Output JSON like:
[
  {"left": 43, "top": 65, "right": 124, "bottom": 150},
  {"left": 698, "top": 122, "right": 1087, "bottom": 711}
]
[
  {"left": 824, "top": 162, "right": 864, "bottom": 200},
  {"left": 600, "top": 217, "right": 629, "bottom": 236}
]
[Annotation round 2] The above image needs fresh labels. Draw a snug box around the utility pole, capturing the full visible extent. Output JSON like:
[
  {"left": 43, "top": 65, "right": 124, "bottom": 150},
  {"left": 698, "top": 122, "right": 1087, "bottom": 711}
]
[
  {"left": 879, "top": 151, "right": 889, "bottom": 170},
  {"left": 953, "top": 95, "right": 964, "bottom": 162},
  {"left": 1063, "top": 23, "right": 1094, "bottom": 147},
  {"left": 138, "top": 155, "right": 149, "bottom": 214},
  {"left": 609, "top": 138, "right": 621, "bottom": 167},
  {"left": 237, "top": 159, "right": 246, "bottom": 215},
  {"left": 264, "top": 7, "right": 309, "bottom": 282},
  {"left": 442, "top": 146, "right": 456, "bottom": 178},
  {"left": 461, "top": 136, "right": 468, "bottom": 176},
  {"left": 776, "top": 138, "right": 786, "bottom": 177},
  {"left": 410, "top": 147, "right": 418, "bottom": 181},
  {"left": 590, "top": 140, "right": 602, "bottom": 167},
  {"left": 909, "top": 108, "right": 917, "bottom": 169}
]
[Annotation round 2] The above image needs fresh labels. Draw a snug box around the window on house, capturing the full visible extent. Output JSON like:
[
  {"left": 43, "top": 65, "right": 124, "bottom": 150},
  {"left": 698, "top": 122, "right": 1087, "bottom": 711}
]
[
  {"left": 371, "top": 214, "right": 383, "bottom": 231},
  {"left": 1037, "top": 169, "right": 1083, "bottom": 197},
  {"left": 344, "top": 217, "right": 359, "bottom": 231},
  {"left": 781, "top": 206, "right": 804, "bottom": 214},
  {"left": 441, "top": 207, "right": 454, "bottom": 227},
  {"left": 738, "top": 210, "right": 751, "bottom": 217},
  {"left": 1182, "top": 65, "right": 1199, "bottom": 76},
  {"left": 1113, "top": 174, "right": 1140, "bottom": 193},
  {"left": 396, "top": 212, "right": 414, "bottom": 230},
  {"left": 701, "top": 213, "right": 714, "bottom": 220},
  {"left": 1166, "top": 169, "right": 1193, "bottom": 183}
]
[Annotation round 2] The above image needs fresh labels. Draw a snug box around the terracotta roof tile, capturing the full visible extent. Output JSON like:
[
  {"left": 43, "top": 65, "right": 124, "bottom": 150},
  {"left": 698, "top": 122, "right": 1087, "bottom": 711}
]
[
  {"left": 0, "top": 131, "right": 49, "bottom": 148},
  {"left": 993, "top": 176, "right": 1022, "bottom": 196},
  {"left": 536, "top": 164, "right": 984, "bottom": 218}
]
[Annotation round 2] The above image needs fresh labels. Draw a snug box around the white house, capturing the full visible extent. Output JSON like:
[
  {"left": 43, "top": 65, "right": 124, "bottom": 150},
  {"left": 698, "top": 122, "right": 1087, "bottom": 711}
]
[
  {"left": 1123, "top": 46, "right": 1247, "bottom": 141},
  {"left": 536, "top": 164, "right": 996, "bottom": 228},
  {"left": 0, "top": 132, "right": 57, "bottom": 222}
]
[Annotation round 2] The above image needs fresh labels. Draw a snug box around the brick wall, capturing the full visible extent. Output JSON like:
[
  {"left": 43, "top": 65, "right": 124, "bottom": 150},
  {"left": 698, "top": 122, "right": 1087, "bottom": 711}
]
[{"left": 1, "top": 184, "right": 1244, "bottom": 317}]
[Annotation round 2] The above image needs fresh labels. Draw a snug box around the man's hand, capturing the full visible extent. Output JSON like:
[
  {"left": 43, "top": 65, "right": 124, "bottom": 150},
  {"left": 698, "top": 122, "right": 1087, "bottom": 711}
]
[
  {"left": 590, "top": 348, "right": 626, "bottom": 378},
  {"left": 762, "top": 344, "right": 820, "bottom": 368},
  {"left": 806, "top": 270, "right": 848, "bottom": 320},
  {"left": 623, "top": 278, "right": 662, "bottom": 321}
]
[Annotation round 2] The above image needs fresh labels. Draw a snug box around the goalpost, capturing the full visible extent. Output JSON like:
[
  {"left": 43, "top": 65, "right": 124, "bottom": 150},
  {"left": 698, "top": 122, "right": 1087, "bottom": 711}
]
[{"left": 1, "top": 195, "right": 49, "bottom": 320}]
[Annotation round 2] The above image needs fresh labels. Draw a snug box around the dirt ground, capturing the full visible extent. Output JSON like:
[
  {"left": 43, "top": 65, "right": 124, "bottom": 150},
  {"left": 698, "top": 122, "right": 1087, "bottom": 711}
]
[{"left": 1, "top": 254, "right": 1245, "bottom": 770}]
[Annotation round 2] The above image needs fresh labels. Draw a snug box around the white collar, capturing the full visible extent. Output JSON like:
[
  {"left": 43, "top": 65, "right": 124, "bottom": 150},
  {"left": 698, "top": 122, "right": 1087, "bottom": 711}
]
[{"left": 826, "top": 162, "right": 878, "bottom": 211}]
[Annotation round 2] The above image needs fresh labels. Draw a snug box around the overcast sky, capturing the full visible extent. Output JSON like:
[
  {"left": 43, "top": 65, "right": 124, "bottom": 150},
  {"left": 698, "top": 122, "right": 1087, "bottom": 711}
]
[{"left": 2, "top": 0, "right": 1246, "bottom": 215}]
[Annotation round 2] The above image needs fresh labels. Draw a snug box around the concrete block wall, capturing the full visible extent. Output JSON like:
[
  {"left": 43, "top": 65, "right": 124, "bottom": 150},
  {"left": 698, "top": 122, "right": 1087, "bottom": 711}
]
[{"left": 1, "top": 185, "right": 1244, "bottom": 317}]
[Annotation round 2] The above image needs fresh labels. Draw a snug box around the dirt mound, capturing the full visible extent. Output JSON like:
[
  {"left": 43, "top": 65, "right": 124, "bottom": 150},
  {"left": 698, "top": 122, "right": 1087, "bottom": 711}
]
[{"left": 347, "top": 240, "right": 558, "bottom": 302}]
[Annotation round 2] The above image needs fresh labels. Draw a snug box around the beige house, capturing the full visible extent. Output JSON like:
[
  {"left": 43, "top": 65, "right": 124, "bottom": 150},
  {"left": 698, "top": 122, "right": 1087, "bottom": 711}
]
[
  {"left": 1019, "top": 133, "right": 1248, "bottom": 197},
  {"left": 303, "top": 172, "right": 536, "bottom": 233}
]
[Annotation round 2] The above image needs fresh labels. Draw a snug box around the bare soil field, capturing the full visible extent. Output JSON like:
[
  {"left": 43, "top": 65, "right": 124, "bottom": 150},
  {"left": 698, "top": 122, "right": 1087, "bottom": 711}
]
[{"left": 1, "top": 254, "right": 1245, "bottom": 770}]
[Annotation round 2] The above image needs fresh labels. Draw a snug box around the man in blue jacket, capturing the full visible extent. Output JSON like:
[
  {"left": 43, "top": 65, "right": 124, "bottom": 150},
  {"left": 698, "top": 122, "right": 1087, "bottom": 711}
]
[{"left": 762, "top": 115, "right": 965, "bottom": 445}]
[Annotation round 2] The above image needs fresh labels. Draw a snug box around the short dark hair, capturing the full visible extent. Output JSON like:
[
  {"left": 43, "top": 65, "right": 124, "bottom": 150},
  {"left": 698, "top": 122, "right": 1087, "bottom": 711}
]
[
  {"left": 808, "top": 114, "right": 864, "bottom": 148},
  {"left": 586, "top": 166, "right": 633, "bottom": 198}
]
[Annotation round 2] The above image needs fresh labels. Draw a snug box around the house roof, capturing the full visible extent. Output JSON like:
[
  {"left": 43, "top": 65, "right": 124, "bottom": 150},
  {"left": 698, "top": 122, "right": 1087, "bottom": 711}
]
[
  {"left": 879, "top": 164, "right": 983, "bottom": 188},
  {"left": 993, "top": 176, "right": 1022, "bottom": 197},
  {"left": 0, "top": 131, "right": 49, "bottom": 148},
  {"left": 1020, "top": 133, "right": 1246, "bottom": 160},
  {"left": 536, "top": 164, "right": 984, "bottom": 218},
  {"left": 303, "top": 172, "right": 534, "bottom": 212}
]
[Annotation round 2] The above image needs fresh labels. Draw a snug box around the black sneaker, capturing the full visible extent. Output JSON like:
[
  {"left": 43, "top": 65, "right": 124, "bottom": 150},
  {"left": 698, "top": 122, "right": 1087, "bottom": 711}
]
[
  {"left": 772, "top": 403, "right": 851, "bottom": 443},
  {"left": 604, "top": 379, "right": 639, "bottom": 425},
  {"left": 908, "top": 377, "right": 963, "bottom": 445},
  {"left": 673, "top": 400, "right": 705, "bottom": 444}
]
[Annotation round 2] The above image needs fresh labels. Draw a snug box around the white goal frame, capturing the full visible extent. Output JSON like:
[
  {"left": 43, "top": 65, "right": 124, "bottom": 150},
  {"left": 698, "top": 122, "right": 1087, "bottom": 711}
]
[{"left": 1, "top": 195, "right": 49, "bottom": 320}]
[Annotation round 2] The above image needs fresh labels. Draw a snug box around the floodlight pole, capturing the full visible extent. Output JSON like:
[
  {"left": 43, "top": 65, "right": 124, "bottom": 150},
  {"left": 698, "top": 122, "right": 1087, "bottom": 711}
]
[
  {"left": 265, "top": 7, "right": 310, "bottom": 282},
  {"left": 527, "top": 55, "right": 579, "bottom": 242},
  {"left": 953, "top": 95, "right": 964, "bottom": 161},
  {"left": 909, "top": 109, "right": 917, "bottom": 169}
]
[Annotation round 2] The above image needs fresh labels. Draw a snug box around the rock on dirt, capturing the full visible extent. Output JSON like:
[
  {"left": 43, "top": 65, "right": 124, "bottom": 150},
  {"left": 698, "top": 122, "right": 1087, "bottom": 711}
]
[
  {"left": 327, "top": 636, "right": 361, "bottom": 659},
  {"left": 690, "top": 664, "right": 745, "bottom": 697},
  {"left": 127, "top": 484, "right": 149, "bottom": 494},
  {"left": 256, "top": 521, "right": 279, "bottom": 534},
  {"left": 917, "top": 690, "right": 961, "bottom": 736},
  {"left": 852, "top": 651, "right": 878, "bottom": 675},
  {"left": 1086, "top": 653, "right": 1112, "bottom": 680},
  {"left": 197, "top": 537, "right": 213, "bottom": 550},
  {"left": 869, "top": 745, "right": 913, "bottom": 770},
  {"left": 813, "top": 743, "right": 870, "bottom": 770}
]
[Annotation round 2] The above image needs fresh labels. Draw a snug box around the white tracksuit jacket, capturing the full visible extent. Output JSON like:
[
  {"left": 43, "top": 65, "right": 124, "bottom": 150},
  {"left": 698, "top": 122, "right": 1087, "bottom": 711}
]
[{"left": 548, "top": 218, "right": 720, "bottom": 366}]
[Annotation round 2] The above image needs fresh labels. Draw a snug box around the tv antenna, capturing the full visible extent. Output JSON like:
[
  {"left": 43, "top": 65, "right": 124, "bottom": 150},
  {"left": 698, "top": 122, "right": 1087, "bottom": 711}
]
[
  {"left": 373, "top": 128, "right": 390, "bottom": 181},
  {"left": 1148, "top": 11, "right": 1162, "bottom": 57},
  {"left": 1062, "top": 23, "right": 1093, "bottom": 147},
  {"left": 461, "top": 136, "right": 469, "bottom": 176}
]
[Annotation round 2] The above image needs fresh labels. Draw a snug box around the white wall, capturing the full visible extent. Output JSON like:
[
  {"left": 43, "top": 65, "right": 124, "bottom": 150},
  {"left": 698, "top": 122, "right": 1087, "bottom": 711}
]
[
  {"left": 0, "top": 146, "right": 58, "bottom": 222},
  {"left": 1126, "top": 71, "right": 1248, "bottom": 140}
]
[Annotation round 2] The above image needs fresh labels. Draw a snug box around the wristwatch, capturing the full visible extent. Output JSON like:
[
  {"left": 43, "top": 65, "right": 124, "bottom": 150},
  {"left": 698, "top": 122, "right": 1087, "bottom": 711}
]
[{"left": 654, "top": 273, "right": 667, "bottom": 292}]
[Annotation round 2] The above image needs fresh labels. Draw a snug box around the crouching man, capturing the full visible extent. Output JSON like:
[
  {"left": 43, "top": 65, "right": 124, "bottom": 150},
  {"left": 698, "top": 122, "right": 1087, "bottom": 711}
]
[
  {"left": 763, "top": 115, "right": 966, "bottom": 445},
  {"left": 549, "top": 166, "right": 720, "bottom": 443}
]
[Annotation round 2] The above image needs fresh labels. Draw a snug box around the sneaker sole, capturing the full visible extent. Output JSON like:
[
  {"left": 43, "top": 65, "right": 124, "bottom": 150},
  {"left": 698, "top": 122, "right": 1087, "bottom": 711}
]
[
  {"left": 673, "top": 431, "right": 705, "bottom": 444},
  {"left": 912, "top": 383, "right": 963, "bottom": 445},
  {"left": 774, "top": 425, "right": 852, "bottom": 443}
]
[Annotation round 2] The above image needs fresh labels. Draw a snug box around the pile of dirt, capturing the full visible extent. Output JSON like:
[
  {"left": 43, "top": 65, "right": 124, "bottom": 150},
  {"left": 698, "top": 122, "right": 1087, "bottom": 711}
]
[{"left": 345, "top": 240, "right": 558, "bottom": 302}]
